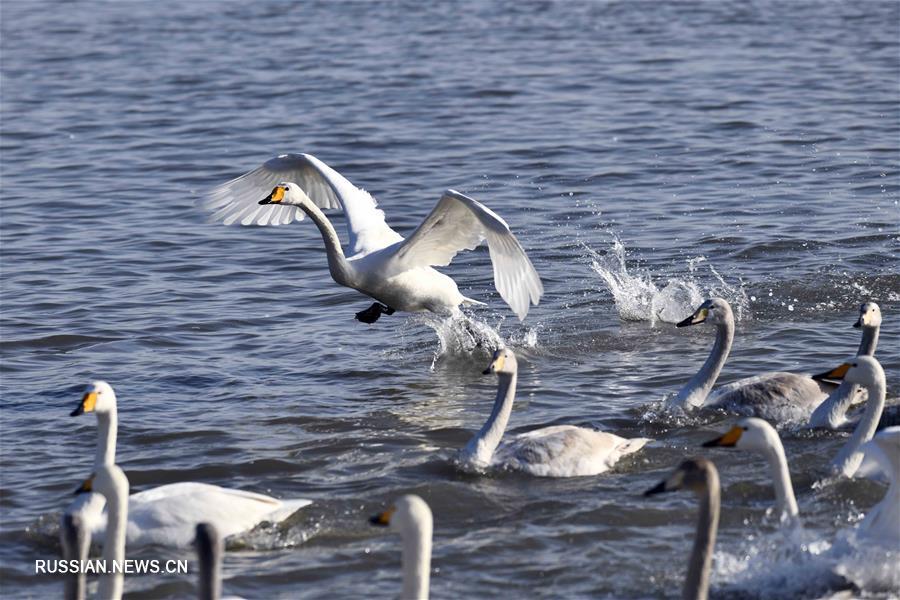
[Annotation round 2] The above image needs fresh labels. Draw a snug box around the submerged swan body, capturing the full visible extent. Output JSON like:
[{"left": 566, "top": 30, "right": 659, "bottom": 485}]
[
  {"left": 672, "top": 298, "right": 833, "bottom": 422},
  {"left": 370, "top": 495, "right": 432, "bottom": 600},
  {"left": 458, "top": 349, "right": 650, "bottom": 477},
  {"left": 645, "top": 458, "right": 721, "bottom": 600},
  {"left": 202, "top": 154, "right": 543, "bottom": 323},
  {"left": 70, "top": 382, "right": 311, "bottom": 548}
]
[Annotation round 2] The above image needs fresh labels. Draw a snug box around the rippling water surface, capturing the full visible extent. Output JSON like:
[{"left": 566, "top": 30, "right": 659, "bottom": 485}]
[{"left": 1, "top": 1, "right": 899, "bottom": 598}]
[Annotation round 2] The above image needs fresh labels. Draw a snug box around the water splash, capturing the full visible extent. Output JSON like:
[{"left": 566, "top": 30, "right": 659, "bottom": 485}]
[{"left": 586, "top": 238, "right": 749, "bottom": 325}]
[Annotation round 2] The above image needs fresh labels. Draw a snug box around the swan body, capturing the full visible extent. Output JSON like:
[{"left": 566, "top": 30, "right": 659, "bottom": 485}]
[
  {"left": 672, "top": 298, "right": 833, "bottom": 422},
  {"left": 202, "top": 154, "right": 543, "bottom": 322},
  {"left": 70, "top": 381, "right": 311, "bottom": 548},
  {"left": 808, "top": 302, "right": 881, "bottom": 430},
  {"left": 703, "top": 417, "right": 799, "bottom": 522},
  {"left": 370, "top": 495, "right": 432, "bottom": 600},
  {"left": 645, "top": 458, "right": 721, "bottom": 600},
  {"left": 458, "top": 348, "right": 650, "bottom": 477},
  {"left": 856, "top": 427, "right": 900, "bottom": 544}
]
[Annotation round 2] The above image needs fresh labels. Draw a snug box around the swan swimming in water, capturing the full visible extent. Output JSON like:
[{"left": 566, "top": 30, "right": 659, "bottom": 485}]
[
  {"left": 458, "top": 348, "right": 650, "bottom": 477},
  {"left": 370, "top": 495, "right": 432, "bottom": 600},
  {"left": 671, "top": 298, "right": 836, "bottom": 422},
  {"left": 855, "top": 426, "right": 900, "bottom": 545},
  {"left": 70, "top": 381, "right": 312, "bottom": 548},
  {"left": 202, "top": 153, "right": 543, "bottom": 323},
  {"left": 645, "top": 458, "right": 721, "bottom": 600}
]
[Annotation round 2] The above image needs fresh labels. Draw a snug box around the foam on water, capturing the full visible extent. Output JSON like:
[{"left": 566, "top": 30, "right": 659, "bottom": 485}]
[{"left": 586, "top": 237, "right": 750, "bottom": 325}]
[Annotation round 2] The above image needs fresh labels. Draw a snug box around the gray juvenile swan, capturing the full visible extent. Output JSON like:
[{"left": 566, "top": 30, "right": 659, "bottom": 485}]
[
  {"left": 202, "top": 153, "right": 543, "bottom": 324},
  {"left": 458, "top": 348, "right": 650, "bottom": 477},
  {"left": 370, "top": 495, "right": 433, "bottom": 600},
  {"left": 671, "top": 298, "right": 835, "bottom": 422},
  {"left": 645, "top": 458, "right": 721, "bottom": 600}
]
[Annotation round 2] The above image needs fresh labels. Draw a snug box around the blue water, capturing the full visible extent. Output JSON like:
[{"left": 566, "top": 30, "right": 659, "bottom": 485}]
[{"left": 1, "top": 1, "right": 898, "bottom": 598}]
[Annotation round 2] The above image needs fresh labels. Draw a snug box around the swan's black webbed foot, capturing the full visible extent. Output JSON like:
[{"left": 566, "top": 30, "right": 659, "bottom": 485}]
[{"left": 356, "top": 303, "right": 396, "bottom": 324}]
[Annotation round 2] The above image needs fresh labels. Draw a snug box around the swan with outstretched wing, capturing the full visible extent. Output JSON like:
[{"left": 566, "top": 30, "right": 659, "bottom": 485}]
[{"left": 201, "top": 154, "right": 543, "bottom": 323}]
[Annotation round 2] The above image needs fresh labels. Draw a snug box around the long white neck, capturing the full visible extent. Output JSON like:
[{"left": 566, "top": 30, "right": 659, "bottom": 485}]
[
  {"left": 462, "top": 373, "right": 517, "bottom": 467},
  {"left": 299, "top": 202, "right": 353, "bottom": 287},
  {"left": 99, "top": 478, "right": 128, "bottom": 600},
  {"left": 401, "top": 520, "right": 431, "bottom": 600},
  {"left": 95, "top": 410, "right": 117, "bottom": 468},
  {"left": 674, "top": 318, "right": 734, "bottom": 409},
  {"left": 831, "top": 375, "right": 886, "bottom": 477},
  {"left": 761, "top": 439, "right": 799, "bottom": 521},
  {"left": 858, "top": 324, "right": 879, "bottom": 357},
  {"left": 684, "top": 471, "right": 719, "bottom": 600},
  {"left": 808, "top": 380, "right": 857, "bottom": 429},
  {"left": 61, "top": 513, "right": 89, "bottom": 600}
]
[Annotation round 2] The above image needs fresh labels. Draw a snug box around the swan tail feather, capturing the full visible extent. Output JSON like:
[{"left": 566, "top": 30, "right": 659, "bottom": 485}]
[
  {"left": 618, "top": 437, "right": 652, "bottom": 456},
  {"left": 268, "top": 499, "right": 313, "bottom": 523},
  {"left": 461, "top": 296, "right": 487, "bottom": 306}
]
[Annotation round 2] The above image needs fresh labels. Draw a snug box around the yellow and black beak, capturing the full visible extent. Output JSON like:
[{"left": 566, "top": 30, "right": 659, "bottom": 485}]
[
  {"left": 812, "top": 362, "right": 850, "bottom": 383},
  {"left": 483, "top": 351, "right": 506, "bottom": 375},
  {"left": 74, "top": 474, "right": 94, "bottom": 495},
  {"left": 369, "top": 506, "right": 395, "bottom": 528},
  {"left": 702, "top": 425, "right": 743, "bottom": 448},
  {"left": 676, "top": 306, "right": 709, "bottom": 328},
  {"left": 71, "top": 391, "right": 98, "bottom": 417},
  {"left": 259, "top": 185, "right": 286, "bottom": 205}
]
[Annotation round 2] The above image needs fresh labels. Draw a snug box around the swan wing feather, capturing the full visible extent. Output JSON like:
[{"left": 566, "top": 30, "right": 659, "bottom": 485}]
[{"left": 390, "top": 189, "right": 542, "bottom": 320}]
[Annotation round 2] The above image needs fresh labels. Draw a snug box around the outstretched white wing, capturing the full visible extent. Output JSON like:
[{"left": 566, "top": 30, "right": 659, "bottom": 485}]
[
  {"left": 391, "top": 190, "right": 543, "bottom": 320},
  {"left": 201, "top": 153, "right": 402, "bottom": 255}
]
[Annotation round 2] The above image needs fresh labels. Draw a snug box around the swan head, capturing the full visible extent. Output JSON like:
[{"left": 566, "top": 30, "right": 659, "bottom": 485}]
[
  {"left": 258, "top": 182, "right": 310, "bottom": 207},
  {"left": 813, "top": 355, "right": 884, "bottom": 387},
  {"left": 644, "top": 457, "right": 718, "bottom": 496},
  {"left": 483, "top": 347, "right": 517, "bottom": 375},
  {"left": 676, "top": 298, "right": 732, "bottom": 328},
  {"left": 854, "top": 302, "right": 881, "bottom": 329},
  {"left": 75, "top": 463, "right": 129, "bottom": 501},
  {"left": 369, "top": 494, "right": 433, "bottom": 537},
  {"left": 701, "top": 417, "right": 778, "bottom": 452},
  {"left": 70, "top": 381, "right": 116, "bottom": 416}
]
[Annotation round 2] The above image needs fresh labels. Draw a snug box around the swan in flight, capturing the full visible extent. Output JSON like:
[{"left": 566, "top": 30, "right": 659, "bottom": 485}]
[
  {"left": 809, "top": 301, "right": 881, "bottom": 429},
  {"left": 645, "top": 458, "right": 721, "bottom": 600},
  {"left": 202, "top": 153, "right": 543, "bottom": 323},
  {"left": 671, "top": 298, "right": 836, "bottom": 422},
  {"left": 458, "top": 348, "right": 650, "bottom": 477},
  {"left": 195, "top": 523, "right": 247, "bottom": 600},
  {"left": 855, "top": 427, "right": 900, "bottom": 544},
  {"left": 370, "top": 495, "right": 432, "bottom": 600},
  {"left": 76, "top": 464, "right": 129, "bottom": 600},
  {"left": 70, "top": 382, "right": 312, "bottom": 547}
]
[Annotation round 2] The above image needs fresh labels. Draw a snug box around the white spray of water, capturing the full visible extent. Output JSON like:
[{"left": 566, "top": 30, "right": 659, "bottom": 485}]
[
  {"left": 585, "top": 237, "right": 749, "bottom": 325},
  {"left": 411, "top": 312, "right": 539, "bottom": 369}
]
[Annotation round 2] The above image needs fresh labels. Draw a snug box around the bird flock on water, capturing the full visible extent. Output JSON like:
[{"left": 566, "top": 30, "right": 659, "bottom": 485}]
[{"left": 54, "top": 154, "right": 895, "bottom": 600}]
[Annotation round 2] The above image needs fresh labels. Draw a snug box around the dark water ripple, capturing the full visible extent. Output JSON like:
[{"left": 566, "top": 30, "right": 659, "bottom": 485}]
[{"left": 2, "top": 0, "right": 899, "bottom": 598}]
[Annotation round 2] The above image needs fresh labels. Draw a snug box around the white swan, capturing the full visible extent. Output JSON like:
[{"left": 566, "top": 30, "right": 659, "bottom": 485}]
[
  {"left": 195, "top": 523, "right": 247, "bottom": 600},
  {"left": 60, "top": 512, "right": 89, "bottom": 600},
  {"left": 645, "top": 458, "right": 721, "bottom": 600},
  {"left": 77, "top": 463, "right": 129, "bottom": 600},
  {"left": 672, "top": 298, "right": 836, "bottom": 422},
  {"left": 702, "top": 417, "right": 799, "bottom": 522},
  {"left": 458, "top": 348, "right": 650, "bottom": 477},
  {"left": 809, "top": 301, "right": 881, "bottom": 429},
  {"left": 370, "top": 495, "right": 432, "bottom": 600},
  {"left": 70, "top": 381, "right": 312, "bottom": 548},
  {"left": 704, "top": 357, "right": 887, "bottom": 499},
  {"left": 856, "top": 426, "right": 900, "bottom": 544},
  {"left": 202, "top": 153, "right": 543, "bottom": 323}
]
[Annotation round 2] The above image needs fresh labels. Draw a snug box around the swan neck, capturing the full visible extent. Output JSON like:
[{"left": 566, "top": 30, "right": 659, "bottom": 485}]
[
  {"left": 401, "top": 520, "right": 432, "bottom": 600},
  {"left": 95, "top": 410, "right": 117, "bottom": 468},
  {"left": 99, "top": 481, "right": 128, "bottom": 600},
  {"left": 61, "top": 514, "right": 89, "bottom": 600},
  {"left": 684, "top": 473, "right": 719, "bottom": 600},
  {"left": 832, "top": 375, "right": 886, "bottom": 477},
  {"left": 676, "top": 319, "right": 733, "bottom": 408},
  {"left": 300, "top": 202, "right": 352, "bottom": 286},
  {"left": 464, "top": 372, "right": 517, "bottom": 466},
  {"left": 198, "top": 539, "right": 222, "bottom": 600},
  {"left": 808, "top": 380, "right": 857, "bottom": 429},
  {"left": 857, "top": 325, "right": 879, "bottom": 357},
  {"left": 763, "top": 442, "right": 799, "bottom": 521}
]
